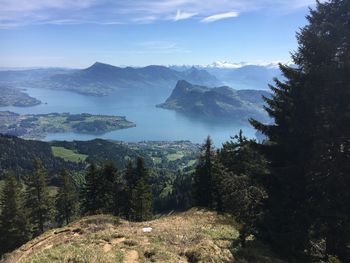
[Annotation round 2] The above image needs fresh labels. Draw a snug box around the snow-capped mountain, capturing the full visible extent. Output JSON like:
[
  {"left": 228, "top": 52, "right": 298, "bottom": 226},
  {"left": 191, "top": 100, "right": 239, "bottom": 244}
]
[{"left": 206, "top": 61, "right": 247, "bottom": 69}]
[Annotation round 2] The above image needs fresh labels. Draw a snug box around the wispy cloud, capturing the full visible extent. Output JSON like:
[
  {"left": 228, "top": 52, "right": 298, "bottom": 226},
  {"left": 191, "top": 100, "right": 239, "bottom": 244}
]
[
  {"left": 131, "top": 16, "right": 157, "bottom": 24},
  {"left": 0, "top": 0, "right": 96, "bottom": 12},
  {"left": 0, "top": 0, "right": 315, "bottom": 28},
  {"left": 136, "top": 41, "right": 191, "bottom": 54},
  {"left": 138, "top": 41, "right": 177, "bottom": 50},
  {"left": 201, "top": 11, "right": 239, "bottom": 23},
  {"left": 173, "top": 10, "right": 197, "bottom": 21}
]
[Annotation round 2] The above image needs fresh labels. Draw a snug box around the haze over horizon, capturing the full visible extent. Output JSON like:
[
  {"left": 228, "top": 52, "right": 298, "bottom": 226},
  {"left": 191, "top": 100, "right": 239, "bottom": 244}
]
[{"left": 0, "top": 0, "right": 315, "bottom": 68}]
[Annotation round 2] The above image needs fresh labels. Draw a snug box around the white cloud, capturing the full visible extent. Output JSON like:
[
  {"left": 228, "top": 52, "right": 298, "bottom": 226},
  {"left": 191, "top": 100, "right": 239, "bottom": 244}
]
[
  {"left": 0, "top": 0, "right": 96, "bottom": 12},
  {"left": 0, "top": 0, "right": 316, "bottom": 28},
  {"left": 132, "top": 16, "right": 158, "bottom": 24},
  {"left": 173, "top": 10, "right": 197, "bottom": 21},
  {"left": 201, "top": 11, "right": 239, "bottom": 23},
  {"left": 138, "top": 41, "right": 178, "bottom": 50},
  {"left": 136, "top": 41, "right": 191, "bottom": 54}
]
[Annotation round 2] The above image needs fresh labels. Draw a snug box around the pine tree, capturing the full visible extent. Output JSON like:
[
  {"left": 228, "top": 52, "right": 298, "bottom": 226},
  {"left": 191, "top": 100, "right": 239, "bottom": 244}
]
[
  {"left": 100, "top": 162, "right": 119, "bottom": 213},
  {"left": 130, "top": 176, "right": 153, "bottom": 221},
  {"left": 295, "top": 1, "right": 350, "bottom": 260},
  {"left": 130, "top": 158, "right": 153, "bottom": 221},
  {"left": 100, "top": 162, "right": 127, "bottom": 216},
  {"left": 251, "top": 0, "right": 350, "bottom": 259},
  {"left": 193, "top": 136, "right": 214, "bottom": 208},
  {"left": 55, "top": 170, "right": 79, "bottom": 225},
  {"left": 251, "top": 63, "right": 311, "bottom": 256},
  {"left": 80, "top": 162, "right": 100, "bottom": 215},
  {"left": 135, "top": 157, "right": 146, "bottom": 181},
  {"left": 217, "top": 131, "right": 268, "bottom": 246},
  {"left": 219, "top": 130, "right": 268, "bottom": 179},
  {"left": 0, "top": 172, "right": 31, "bottom": 254},
  {"left": 25, "top": 159, "right": 52, "bottom": 235},
  {"left": 172, "top": 170, "right": 193, "bottom": 210},
  {"left": 124, "top": 161, "right": 135, "bottom": 219}
]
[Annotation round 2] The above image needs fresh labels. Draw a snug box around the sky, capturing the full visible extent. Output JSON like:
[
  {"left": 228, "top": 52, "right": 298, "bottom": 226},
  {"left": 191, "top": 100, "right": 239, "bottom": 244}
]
[{"left": 0, "top": 0, "right": 316, "bottom": 68}]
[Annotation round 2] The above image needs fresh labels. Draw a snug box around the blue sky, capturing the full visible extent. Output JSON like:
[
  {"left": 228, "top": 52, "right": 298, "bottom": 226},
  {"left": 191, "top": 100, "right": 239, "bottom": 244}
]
[{"left": 0, "top": 0, "right": 316, "bottom": 68}]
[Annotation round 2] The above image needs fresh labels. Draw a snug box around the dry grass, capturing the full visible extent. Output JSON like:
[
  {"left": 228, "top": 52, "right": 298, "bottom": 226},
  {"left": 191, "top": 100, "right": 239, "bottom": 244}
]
[{"left": 3, "top": 208, "right": 287, "bottom": 263}]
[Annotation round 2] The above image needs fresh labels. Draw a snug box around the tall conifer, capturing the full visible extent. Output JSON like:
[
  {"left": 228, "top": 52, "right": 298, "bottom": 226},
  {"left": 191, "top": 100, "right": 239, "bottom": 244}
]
[
  {"left": 193, "top": 136, "right": 214, "bottom": 208},
  {"left": 25, "top": 159, "right": 52, "bottom": 235},
  {"left": 0, "top": 172, "right": 31, "bottom": 254},
  {"left": 56, "top": 170, "right": 79, "bottom": 225},
  {"left": 80, "top": 162, "right": 100, "bottom": 215},
  {"left": 130, "top": 158, "right": 153, "bottom": 221},
  {"left": 251, "top": 0, "right": 350, "bottom": 259}
]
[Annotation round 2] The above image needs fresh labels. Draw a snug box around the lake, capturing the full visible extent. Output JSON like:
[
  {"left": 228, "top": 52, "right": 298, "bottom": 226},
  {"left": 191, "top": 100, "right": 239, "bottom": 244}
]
[{"left": 0, "top": 87, "right": 257, "bottom": 147}]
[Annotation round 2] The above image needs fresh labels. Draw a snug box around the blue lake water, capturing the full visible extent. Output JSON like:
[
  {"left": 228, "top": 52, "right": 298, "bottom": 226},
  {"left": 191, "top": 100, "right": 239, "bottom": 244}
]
[{"left": 0, "top": 87, "right": 257, "bottom": 147}]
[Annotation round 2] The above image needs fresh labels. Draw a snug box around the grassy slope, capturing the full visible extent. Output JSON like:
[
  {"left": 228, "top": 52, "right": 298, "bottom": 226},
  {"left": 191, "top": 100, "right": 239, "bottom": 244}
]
[
  {"left": 166, "top": 151, "right": 184, "bottom": 161},
  {"left": 3, "top": 209, "right": 286, "bottom": 263},
  {"left": 51, "top": 146, "right": 88, "bottom": 163}
]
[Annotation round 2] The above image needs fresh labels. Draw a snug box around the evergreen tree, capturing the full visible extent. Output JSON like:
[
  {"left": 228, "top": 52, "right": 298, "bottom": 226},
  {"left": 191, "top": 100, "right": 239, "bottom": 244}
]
[
  {"left": 172, "top": 171, "right": 193, "bottom": 211},
  {"left": 55, "top": 170, "right": 79, "bottom": 225},
  {"left": 101, "top": 162, "right": 127, "bottom": 216},
  {"left": 251, "top": 0, "right": 350, "bottom": 260},
  {"left": 25, "top": 159, "right": 52, "bottom": 235},
  {"left": 219, "top": 130, "right": 268, "bottom": 179},
  {"left": 135, "top": 157, "right": 147, "bottom": 181},
  {"left": 125, "top": 160, "right": 136, "bottom": 189},
  {"left": 130, "top": 158, "right": 153, "bottom": 221},
  {"left": 251, "top": 63, "right": 311, "bottom": 256},
  {"left": 217, "top": 131, "right": 268, "bottom": 246},
  {"left": 298, "top": 1, "right": 350, "bottom": 260},
  {"left": 80, "top": 162, "right": 100, "bottom": 215},
  {"left": 0, "top": 172, "right": 31, "bottom": 254},
  {"left": 193, "top": 136, "right": 214, "bottom": 208},
  {"left": 100, "top": 162, "right": 119, "bottom": 213},
  {"left": 124, "top": 161, "right": 135, "bottom": 219}
]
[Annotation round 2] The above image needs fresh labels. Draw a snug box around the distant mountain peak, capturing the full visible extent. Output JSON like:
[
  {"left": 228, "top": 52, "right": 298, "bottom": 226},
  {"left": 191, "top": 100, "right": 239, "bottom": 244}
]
[
  {"left": 84, "top": 62, "right": 117, "bottom": 71},
  {"left": 91, "top": 61, "right": 110, "bottom": 67},
  {"left": 207, "top": 61, "right": 247, "bottom": 69}
]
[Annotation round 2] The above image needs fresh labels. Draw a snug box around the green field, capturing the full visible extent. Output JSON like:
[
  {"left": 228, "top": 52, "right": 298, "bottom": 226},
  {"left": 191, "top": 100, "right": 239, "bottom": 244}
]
[
  {"left": 152, "top": 157, "right": 162, "bottom": 164},
  {"left": 166, "top": 151, "right": 184, "bottom": 161},
  {"left": 187, "top": 159, "right": 197, "bottom": 167},
  {"left": 51, "top": 146, "right": 88, "bottom": 163}
]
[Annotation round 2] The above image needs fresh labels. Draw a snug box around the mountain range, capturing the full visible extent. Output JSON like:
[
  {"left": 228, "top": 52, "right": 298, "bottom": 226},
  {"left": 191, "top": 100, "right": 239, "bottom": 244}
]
[
  {"left": 0, "top": 61, "right": 283, "bottom": 96},
  {"left": 157, "top": 80, "right": 271, "bottom": 123},
  {"left": 0, "top": 62, "right": 220, "bottom": 96},
  {"left": 170, "top": 63, "right": 283, "bottom": 90}
]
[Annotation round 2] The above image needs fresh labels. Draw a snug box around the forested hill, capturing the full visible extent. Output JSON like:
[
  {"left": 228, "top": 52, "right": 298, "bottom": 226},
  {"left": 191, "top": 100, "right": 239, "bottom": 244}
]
[
  {"left": 157, "top": 80, "right": 270, "bottom": 122},
  {"left": 0, "top": 135, "right": 199, "bottom": 182},
  {"left": 0, "top": 134, "right": 83, "bottom": 182}
]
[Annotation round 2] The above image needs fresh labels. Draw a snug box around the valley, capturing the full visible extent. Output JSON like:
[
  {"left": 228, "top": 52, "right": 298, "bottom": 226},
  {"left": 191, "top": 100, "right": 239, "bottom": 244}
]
[{"left": 0, "top": 135, "right": 199, "bottom": 180}]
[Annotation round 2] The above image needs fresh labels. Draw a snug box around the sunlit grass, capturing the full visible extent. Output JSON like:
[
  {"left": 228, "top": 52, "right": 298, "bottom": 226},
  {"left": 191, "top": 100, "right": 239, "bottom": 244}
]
[{"left": 51, "top": 146, "right": 88, "bottom": 163}]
